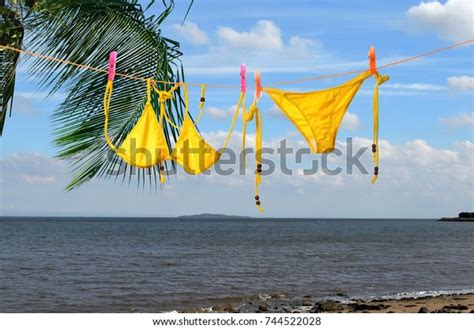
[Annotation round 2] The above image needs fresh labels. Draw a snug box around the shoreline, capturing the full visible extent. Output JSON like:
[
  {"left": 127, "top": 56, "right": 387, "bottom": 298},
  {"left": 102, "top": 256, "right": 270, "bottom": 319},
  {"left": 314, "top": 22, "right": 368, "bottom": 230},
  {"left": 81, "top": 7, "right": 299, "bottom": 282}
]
[{"left": 182, "top": 292, "right": 474, "bottom": 313}]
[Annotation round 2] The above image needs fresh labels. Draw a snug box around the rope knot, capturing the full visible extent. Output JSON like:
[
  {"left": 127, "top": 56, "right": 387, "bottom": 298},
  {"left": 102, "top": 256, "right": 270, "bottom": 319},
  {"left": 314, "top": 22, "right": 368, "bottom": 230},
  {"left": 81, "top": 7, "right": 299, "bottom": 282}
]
[
  {"left": 245, "top": 104, "right": 258, "bottom": 122},
  {"left": 376, "top": 74, "right": 390, "bottom": 85},
  {"left": 159, "top": 91, "right": 174, "bottom": 103}
]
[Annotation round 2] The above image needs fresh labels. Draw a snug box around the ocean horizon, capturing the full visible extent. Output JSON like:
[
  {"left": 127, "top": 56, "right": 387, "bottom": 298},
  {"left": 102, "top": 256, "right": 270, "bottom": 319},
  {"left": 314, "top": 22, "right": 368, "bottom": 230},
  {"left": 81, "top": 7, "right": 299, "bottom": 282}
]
[{"left": 0, "top": 215, "right": 444, "bottom": 220}]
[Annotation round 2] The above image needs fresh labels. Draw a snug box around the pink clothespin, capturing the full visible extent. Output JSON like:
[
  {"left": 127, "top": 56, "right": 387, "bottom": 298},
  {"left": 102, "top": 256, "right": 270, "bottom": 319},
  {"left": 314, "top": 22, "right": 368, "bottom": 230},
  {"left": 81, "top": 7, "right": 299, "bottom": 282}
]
[
  {"left": 108, "top": 51, "right": 117, "bottom": 81},
  {"left": 255, "top": 70, "right": 262, "bottom": 99},
  {"left": 240, "top": 63, "right": 247, "bottom": 92},
  {"left": 368, "top": 46, "right": 376, "bottom": 75}
]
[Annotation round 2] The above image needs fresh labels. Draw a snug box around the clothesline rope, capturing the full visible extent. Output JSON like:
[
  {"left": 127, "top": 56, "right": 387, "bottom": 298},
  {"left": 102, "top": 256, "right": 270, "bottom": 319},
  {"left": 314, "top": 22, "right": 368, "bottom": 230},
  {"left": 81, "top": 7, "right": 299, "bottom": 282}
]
[
  {"left": 267, "top": 39, "right": 474, "bottom": 87},
  {"left": 0, "top": 38, "right": 472, "bottom": 88}
]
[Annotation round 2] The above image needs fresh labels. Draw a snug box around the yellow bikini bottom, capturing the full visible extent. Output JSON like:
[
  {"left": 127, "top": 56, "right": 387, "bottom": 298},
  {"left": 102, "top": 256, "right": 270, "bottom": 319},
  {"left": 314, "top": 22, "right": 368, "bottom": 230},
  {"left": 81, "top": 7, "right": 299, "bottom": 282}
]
[
  {"left": 265, "top": 71, "right": 372, "bottom": 153},
  {"left": 265, "top": 71, "right": 389, "bottom": 182}
]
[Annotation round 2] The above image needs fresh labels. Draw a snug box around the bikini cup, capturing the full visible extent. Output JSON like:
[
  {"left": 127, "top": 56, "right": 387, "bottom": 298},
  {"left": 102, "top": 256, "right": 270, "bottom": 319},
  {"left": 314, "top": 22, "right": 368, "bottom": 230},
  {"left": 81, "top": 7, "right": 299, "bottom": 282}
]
[
  {"left": 172, "top": 115, "right": 221, "bottom": 175},
  {"left": 151, "top": 82, "right": 221, "bottom": 175},
  {"left": 104, "top": 79, "right": 171, "bottom": 169}
]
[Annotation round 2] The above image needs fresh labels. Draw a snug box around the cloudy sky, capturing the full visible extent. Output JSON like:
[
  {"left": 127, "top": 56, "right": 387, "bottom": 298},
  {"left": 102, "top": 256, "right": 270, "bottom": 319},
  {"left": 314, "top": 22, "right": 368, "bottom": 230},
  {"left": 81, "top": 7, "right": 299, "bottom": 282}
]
[{"left": 1, "top": 0, "right": 473, "bottom": 218}]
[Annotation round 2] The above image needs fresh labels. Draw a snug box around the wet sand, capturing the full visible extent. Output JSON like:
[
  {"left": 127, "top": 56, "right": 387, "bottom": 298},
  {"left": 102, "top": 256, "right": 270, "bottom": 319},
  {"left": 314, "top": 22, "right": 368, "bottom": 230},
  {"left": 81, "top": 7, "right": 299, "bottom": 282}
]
[{"left": 338, "top": 293, "right": 474, "bottom": 313}]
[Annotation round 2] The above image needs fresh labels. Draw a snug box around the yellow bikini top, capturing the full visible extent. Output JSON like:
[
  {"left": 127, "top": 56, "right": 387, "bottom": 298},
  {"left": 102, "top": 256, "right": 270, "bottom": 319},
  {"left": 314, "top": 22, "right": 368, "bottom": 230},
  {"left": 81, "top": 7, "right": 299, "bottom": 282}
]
[
  {"left": 104, "top": 78, "right": 247, "bottom": 184},
  {"left": 150, "top": 81, "right": 222, "bottom": 175}
]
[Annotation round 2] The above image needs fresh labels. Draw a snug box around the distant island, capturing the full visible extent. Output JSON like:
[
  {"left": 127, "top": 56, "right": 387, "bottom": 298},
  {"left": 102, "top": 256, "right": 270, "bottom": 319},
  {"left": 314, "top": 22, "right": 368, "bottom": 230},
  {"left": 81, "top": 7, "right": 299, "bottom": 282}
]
[
  {"left": 177, "top": 213, "right": 252, "bottom": 219},
  {"left": 439, "top": 212, "right": 474, "bottom": 222}
]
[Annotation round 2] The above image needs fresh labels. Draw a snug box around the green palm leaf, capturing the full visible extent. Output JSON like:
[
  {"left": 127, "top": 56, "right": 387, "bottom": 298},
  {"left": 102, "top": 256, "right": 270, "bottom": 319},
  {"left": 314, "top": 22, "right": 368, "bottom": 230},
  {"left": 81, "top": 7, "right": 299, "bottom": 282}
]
[
  {"left": 13, "top": 0, "right": 189, "bottom": 190},
  {"left": 1, "top": 2, "right": 25, "bottom": 135}
]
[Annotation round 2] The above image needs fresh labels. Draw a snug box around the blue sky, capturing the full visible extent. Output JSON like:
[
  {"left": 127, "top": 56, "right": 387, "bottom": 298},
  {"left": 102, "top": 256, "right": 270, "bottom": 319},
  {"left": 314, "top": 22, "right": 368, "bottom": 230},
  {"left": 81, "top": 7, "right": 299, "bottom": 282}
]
[{"left": 1, "top": 0, "right": 473, "bottom": 217}]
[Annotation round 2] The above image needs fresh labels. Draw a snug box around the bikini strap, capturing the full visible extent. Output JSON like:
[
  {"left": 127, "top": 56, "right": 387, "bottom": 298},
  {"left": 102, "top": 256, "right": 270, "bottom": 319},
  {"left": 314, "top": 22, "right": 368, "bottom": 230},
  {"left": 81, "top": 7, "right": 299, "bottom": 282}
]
[
  {"left": 371, "top": 72, "right": 389, "bottom": 184},
  {"left": 146, "top": 78, "right": 152, "bottom": 103},
  {"left": 150, "top": 81, "right": 189, "bottom": 129},
  {"left": 254, "top": 102, "right": 264, "bottom": 212},
  {"left": 103, "top": 80, "right": 118, "bottom": 152},
  {"left": 179, "top": 82, "right": 190, "bottom": 124},
  {"left": 222, "top": 92, "right": 245, "bottom": 150},
  {"left": 242, "top": 97, "right": 264, "bottom": 212},
  {"left": 195, "top": 83, "right": 206, "bottom": 124},
  {"left": 242, "top": 101, "right": 256, "bottom": 167}
]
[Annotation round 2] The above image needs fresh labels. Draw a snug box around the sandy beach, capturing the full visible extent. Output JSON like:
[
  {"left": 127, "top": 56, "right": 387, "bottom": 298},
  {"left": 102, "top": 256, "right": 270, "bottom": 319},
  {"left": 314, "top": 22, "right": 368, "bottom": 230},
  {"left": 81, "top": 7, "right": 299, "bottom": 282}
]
[
  {"left": 337, "top": 293, "right": 474, "bottom": 313},
  {"left": 184, "top": 293, "right": 474, "bottom": 313}
]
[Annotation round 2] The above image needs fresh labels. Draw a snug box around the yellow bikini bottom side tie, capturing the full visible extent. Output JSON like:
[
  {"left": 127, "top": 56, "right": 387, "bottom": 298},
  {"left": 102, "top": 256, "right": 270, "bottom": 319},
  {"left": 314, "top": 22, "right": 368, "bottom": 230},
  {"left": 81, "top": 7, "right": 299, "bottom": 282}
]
[
  {"left": 242, "top": 99, "right": 264, "bottom": 212},
  {"left": 371, "top": 72, "right": 389, "bottom": 184}
]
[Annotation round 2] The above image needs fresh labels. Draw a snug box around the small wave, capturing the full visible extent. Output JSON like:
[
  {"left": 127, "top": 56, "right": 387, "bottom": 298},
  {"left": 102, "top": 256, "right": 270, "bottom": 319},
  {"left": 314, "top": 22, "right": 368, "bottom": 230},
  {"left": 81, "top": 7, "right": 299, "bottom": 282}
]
[{"left": 357, "top": 288, "right": 474, "bottom": 302}]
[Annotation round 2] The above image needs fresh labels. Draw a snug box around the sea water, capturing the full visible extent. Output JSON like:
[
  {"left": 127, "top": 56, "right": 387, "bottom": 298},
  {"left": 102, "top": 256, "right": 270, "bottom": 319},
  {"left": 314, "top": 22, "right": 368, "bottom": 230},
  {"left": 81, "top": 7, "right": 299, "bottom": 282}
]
[{"left": 0, "top": 217, "right": 472, "bottom": 312}]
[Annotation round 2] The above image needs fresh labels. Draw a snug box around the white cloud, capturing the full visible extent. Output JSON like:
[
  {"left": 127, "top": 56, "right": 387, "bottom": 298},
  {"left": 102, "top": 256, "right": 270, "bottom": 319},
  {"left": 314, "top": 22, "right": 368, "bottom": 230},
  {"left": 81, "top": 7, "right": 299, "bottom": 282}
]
[
  {"left": 453, "top": 140, "right": 474, "bottom": 162},
  {"left": 440, "top": 112, "right": 474, "bottom": 127},
  {"left": 341, "top": 112, "right": 361, "bottom": 131},
  {"left": 382, "top": 138, "right": 459, "bottom": 166},
  {"left": 217, "top": 20, "right": 284, "bottom": 51},
  {"left": 265, "top": 105, "right": 284, "bottom": 118},
  {"left": 288, "top": 36, "right": 320, "bottom": 58},
  {"left": 1, "top": 136, "right": 473, "bottom": 218},
  {"left": 179, "top": 20, "right": 336, "bottom": 75},
  {"left": 454, "top": 140, "right": 474, "bottom": 151},
  {"left": 205, "top": 105, "right": 238, "bottom": 120},
  {"left": 12, "top": 95, "right": 36, "bottom": 115},
  {"left": 21, "top": 175, "right": 57, "bottom": 184},
  {"left": 407, "top": 0, "right": 474, "bottom": 42},
  {"left": 11, "top": 92, "right": 66, "bottom": 115},
  {"left": 447, "top": 75, "right": 474, "bottom": 91},
  {"left": 0, "top": 153, "right": 65, "bottom": 185},
  {"left": 15, "top": 91, "right": 66, "bottom": 101},
  {"left": 360, "top": 89, "right": 426, "bottom": 97},
  {"left": 172, "top": 21, "right": 209, "bottom": 45},
  {"left": 384, "top": 83, "right": 447, "bottom": 91},
  {"left": 203, "top": 103, "right": 290, "bottom": 122},
  {"left": 215, "top": 20, "right": 320, "bottom": 60}
]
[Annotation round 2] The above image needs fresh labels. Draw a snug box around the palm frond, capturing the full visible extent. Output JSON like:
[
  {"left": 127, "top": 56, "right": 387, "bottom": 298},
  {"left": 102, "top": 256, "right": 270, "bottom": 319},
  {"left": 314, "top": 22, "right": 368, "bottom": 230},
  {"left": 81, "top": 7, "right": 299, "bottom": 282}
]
[
  {"left": 0, "top": 3, "right": 25, "bottom": 135},
  {"left": 23, "top": 0, "right": 185, "bottom": 190}
]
